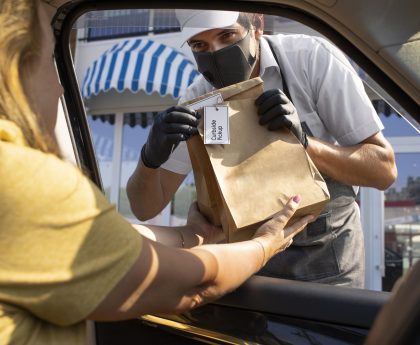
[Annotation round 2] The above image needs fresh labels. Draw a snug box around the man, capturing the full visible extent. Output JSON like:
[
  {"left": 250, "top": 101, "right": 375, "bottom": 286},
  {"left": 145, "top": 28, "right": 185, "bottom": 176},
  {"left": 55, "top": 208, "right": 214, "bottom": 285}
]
[{"left": 127, "top": 10, "right": 397, "bottom": 287}]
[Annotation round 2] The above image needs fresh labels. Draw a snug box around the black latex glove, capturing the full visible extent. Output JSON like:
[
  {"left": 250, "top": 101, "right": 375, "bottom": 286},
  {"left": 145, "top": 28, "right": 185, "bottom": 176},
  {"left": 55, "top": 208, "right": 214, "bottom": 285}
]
[
  {"left": 255, "top": 89, "right": 308, "bottom": 148},
  {"left": 141, "top": 105, "right": 200, "bottom": 168}
]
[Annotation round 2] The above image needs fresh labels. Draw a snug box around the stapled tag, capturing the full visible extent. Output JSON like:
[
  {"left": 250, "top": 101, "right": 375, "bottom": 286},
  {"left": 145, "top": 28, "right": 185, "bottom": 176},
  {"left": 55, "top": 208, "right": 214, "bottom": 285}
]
[
  {"left": 188, "top": 93, "right": 223, "bottom": 111},
  {"left": 204, "top": 105, "right": 230, "bottom": 144}
]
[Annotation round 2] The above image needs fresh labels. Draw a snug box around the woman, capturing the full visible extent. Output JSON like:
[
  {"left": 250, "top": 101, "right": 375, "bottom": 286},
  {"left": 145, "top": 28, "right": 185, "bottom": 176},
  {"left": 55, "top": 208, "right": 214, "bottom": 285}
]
[{"left": 0, "top": 0, "right": 313, "bottom": 344}]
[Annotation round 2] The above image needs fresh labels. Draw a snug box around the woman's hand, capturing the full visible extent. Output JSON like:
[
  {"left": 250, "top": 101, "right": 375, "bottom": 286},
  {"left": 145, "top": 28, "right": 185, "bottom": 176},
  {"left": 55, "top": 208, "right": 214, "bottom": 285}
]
[
  {"left": 252, "top": 195, "right": 314, "bottom": 265},
  {"left": 98, "top": 196, "right": 313, "bottom": 319},
  {"left": 187, "top": 202, "right": 225, "bottom": 245}
]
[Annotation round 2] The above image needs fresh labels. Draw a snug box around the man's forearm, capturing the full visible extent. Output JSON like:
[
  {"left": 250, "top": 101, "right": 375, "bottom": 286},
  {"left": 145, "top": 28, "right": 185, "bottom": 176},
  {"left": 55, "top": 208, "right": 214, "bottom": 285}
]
[
  {"left": 306, "top": 135, "right": 397, "bottom": 190},
  {"left": 127, "top": 162, "right": 168, "bottom": 220}
]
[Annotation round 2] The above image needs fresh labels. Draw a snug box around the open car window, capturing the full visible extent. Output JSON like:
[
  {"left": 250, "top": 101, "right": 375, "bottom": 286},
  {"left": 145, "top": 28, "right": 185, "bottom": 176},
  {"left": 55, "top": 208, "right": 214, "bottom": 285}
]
[{"left": 65, "top": 8, "right": 420, "bottom": 293}]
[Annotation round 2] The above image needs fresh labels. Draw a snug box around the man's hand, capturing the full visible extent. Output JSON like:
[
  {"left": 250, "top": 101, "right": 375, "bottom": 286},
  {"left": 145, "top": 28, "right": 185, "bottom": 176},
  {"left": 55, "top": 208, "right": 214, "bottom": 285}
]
[
  {"left": 141, "top": 106, "right": 200, "bottom": 168},
  {"left": 187, "top": 202, "right": 225, "bottom": 245},
  {"left": 255, "top": 89, "right": 308, "bottom": 148}
]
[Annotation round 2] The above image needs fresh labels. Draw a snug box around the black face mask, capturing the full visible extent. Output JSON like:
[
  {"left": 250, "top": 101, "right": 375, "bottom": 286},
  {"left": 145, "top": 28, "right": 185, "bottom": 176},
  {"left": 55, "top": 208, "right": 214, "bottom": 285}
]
[{"left": 192, "top": 30, "right": 257, "bottom": 89}]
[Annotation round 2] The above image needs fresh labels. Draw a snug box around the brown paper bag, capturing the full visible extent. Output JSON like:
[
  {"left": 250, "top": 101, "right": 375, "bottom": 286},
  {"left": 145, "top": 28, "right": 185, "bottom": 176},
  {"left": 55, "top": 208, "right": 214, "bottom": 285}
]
[{"left": 184, "top": 77, "right": 330, "bottom": 242}]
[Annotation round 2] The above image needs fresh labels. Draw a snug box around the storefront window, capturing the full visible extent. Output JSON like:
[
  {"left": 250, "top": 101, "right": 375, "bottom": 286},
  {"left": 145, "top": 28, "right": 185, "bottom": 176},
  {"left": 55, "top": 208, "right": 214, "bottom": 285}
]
[
  {"left": 118, "top": 113, "right": 195, "bottom": 226},
  {"left": 76, "top": 9, "right": 419, "bottom": 291},
  {"left": 170, "top": 172, "right": 196, "bottom": 226},
  {"left": 80, "top": 9, "right": 180, "bottom": 41},
  {"left": 118, "top": 115, "right": 149, "bottom": 221},
  {"left": 379, "top": 113, "right": 419, "bottom": 137},
  {"left": 87, "top": 116, "right": 114, "bottom": 199},
  {"left": 384, "top": 153, "right": 420, "bottom": 290}
]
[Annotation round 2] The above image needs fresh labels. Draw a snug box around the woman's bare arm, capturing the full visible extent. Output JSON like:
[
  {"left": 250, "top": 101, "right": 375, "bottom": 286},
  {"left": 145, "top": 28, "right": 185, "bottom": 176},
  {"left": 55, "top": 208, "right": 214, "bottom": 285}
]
[{"left": 88, "top": 196, "right": 312, "bottom": 319}]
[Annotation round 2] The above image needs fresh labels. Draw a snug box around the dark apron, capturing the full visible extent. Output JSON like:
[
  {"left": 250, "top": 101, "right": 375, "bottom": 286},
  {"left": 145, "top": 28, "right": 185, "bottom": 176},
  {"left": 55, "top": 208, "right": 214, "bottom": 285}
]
[
  {"left": 258, "top": 178, "right": 365, "bottom": 288},
  {"left": 258, "top": 36, "right": 365, "bottom": 288}
]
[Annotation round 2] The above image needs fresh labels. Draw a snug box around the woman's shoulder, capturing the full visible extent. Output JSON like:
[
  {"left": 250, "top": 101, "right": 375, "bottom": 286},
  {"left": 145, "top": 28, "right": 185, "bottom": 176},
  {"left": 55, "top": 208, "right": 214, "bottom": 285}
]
[
  {"left": 0, "top": 136, "right": 80, "bottom": 191},
  {"left": 0, "top": 131, "right": 110, "bottom": 222}
]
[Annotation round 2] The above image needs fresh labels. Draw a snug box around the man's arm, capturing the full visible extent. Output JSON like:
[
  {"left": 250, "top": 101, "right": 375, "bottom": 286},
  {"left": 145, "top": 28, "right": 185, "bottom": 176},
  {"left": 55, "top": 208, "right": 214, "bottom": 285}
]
[
  {"left": 127, "top": 162, "right": 185, "bottom": 221},
  {"left": 255, "top": 90, "right": 397, "bottom": 190},
  {"left": 306, "top": 131, "right": 397, "bottom": 190},
  {"left": 126, "top": 105, "right": 200, "bottom": 220}
]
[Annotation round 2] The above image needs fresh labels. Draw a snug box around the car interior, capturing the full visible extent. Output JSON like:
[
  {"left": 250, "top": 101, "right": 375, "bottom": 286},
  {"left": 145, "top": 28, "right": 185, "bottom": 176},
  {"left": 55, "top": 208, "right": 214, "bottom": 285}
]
[{"left": 43, "top": 0, "right": 420, "bottom": 344}]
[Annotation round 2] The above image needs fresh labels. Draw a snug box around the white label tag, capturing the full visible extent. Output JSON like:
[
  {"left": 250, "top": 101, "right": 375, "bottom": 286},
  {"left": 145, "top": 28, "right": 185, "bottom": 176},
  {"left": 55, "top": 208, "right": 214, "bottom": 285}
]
[
  {"left": 187, "top": 93, "right": 224, "bottom": 110},
  {"left": 204, "top": 105, "right": 230, "bottom": 144}
]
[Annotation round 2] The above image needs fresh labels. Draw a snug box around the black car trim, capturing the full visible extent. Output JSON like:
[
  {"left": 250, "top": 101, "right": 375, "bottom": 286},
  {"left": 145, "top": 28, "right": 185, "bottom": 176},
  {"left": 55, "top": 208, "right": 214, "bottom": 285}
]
[{"left": 218, "top": 275, "right": 389, "bottom": 329}]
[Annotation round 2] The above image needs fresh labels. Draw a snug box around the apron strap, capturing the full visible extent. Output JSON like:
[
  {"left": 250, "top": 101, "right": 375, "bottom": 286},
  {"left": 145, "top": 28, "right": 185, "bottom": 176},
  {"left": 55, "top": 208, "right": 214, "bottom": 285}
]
[{"left": 264, "top": 35, "right": 293, "bottom": 103}]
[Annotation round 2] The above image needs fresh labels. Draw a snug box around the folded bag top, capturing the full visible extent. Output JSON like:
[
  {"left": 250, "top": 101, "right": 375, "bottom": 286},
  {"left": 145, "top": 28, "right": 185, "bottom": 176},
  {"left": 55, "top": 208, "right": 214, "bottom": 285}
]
[{"left": 184, "top": 77, "right": 330, "bottom": 242}]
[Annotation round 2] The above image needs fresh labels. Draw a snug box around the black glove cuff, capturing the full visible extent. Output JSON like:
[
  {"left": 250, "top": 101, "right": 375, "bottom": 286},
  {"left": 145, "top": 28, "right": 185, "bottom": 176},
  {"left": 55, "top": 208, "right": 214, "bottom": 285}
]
[{"left": 141, "top": 145, "right": 161, "bottom": 169}]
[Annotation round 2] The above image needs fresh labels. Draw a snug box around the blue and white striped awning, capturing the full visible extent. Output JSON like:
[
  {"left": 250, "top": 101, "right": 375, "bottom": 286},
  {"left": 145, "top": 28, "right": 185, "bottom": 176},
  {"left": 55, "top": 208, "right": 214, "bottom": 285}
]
[{"left": 81, "top": 38, "right": 199, "bottom": 100}]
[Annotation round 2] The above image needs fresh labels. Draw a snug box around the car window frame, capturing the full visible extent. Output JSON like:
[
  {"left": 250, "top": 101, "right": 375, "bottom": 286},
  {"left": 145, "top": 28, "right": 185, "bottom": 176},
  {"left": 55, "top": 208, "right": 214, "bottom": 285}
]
[{"left": 51, "top": 1, "right": 419, "bottom": 343}]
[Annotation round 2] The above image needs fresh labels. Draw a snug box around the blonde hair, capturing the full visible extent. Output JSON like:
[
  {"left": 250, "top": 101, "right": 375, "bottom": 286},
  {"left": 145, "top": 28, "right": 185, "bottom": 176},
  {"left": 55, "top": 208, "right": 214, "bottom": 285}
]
[{"left": 0, "top": 0, "right": 59, "bottom": 154}]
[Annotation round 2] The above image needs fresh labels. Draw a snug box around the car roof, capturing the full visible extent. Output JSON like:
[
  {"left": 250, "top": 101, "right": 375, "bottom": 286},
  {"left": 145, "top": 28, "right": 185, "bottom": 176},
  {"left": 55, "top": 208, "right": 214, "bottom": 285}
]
[{"left": 42, "top": 0, "right": 419, "bottom": 108}]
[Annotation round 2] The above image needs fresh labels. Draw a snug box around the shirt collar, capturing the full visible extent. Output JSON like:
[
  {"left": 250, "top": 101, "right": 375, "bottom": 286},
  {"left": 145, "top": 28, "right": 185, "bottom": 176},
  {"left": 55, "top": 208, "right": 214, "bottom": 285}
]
[
  {"left": 0, "top": 119, "right": 27, "bottom": 146},
  {"left": 259, "top": 36, "right": 280, "bottom": 77}
]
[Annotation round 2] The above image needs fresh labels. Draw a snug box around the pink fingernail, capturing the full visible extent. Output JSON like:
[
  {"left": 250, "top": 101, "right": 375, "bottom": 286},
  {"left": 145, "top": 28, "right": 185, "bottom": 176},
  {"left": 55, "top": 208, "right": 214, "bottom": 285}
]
[{"left": 292, "top": 195, "right": 301, "bottom": 203}]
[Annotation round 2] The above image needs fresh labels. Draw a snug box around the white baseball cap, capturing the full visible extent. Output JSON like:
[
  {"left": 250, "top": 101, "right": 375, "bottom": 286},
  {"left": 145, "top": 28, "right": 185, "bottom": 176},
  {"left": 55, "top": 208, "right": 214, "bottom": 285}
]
[{"left": 175, "top": 10, "right": 240, "bottom": 45}]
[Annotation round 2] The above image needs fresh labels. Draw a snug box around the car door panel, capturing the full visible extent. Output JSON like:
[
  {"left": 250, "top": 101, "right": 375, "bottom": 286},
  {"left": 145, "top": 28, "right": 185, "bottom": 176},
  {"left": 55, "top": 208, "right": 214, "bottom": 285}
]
[{"left": 94, "top": 275, "right": 388, "bottom": 344}]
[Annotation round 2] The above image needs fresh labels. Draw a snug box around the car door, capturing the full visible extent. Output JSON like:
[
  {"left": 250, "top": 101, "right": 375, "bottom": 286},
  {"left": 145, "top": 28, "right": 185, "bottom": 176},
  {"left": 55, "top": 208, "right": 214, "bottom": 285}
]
[{"left": 49, "top": 0, "right": 419, "bottom": 344}]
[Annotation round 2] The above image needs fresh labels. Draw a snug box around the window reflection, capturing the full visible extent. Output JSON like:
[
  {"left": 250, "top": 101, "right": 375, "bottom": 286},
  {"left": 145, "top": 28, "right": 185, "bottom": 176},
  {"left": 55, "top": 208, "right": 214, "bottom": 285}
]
[
  {"left": 379, "top": 109, "right": 419, "bottom": 137},
  {"left": 118, "top": 113, "right": 195, "bottom": 226},
  {"left": 171, "top": 171, "right": 196, "bottom": 226},
  {"left": 87, "top": 116, "right": 114, "bottom": 200},
  {"left": 76, "top": 9, "right": 419, "bottom": 291},
  {"left": 119, "top": 115, "right": 150, "bottom": 221},
  {"left": 384, "top": 154, "right": 420, "bottom": 290}
]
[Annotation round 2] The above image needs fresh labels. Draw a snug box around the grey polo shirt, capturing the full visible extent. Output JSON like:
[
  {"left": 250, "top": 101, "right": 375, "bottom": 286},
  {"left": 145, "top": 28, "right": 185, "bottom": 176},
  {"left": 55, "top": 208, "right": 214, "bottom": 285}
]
[{"left": 161, "top": 34, "right": 383, "bottom": 175}]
